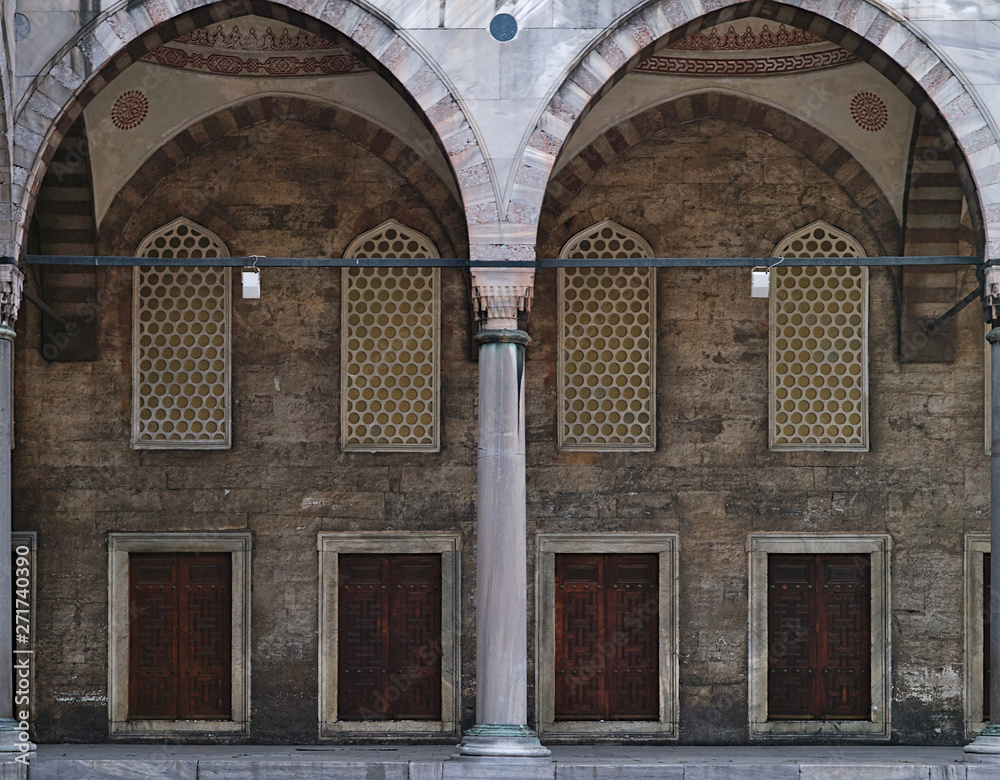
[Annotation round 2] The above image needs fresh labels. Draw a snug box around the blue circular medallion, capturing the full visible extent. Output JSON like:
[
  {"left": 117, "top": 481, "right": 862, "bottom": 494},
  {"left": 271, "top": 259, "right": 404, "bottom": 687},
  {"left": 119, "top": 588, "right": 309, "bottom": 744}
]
[
  {"left": 489, "top": 13, "right": 518, "bottom": 42},
  {"left": 14, "top": 13, "right": 30, "bottom": 42}
]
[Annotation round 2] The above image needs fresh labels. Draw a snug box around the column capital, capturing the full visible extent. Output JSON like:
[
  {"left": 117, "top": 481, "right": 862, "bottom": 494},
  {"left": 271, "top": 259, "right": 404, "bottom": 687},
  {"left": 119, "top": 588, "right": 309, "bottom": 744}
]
[
  {"left": 470, "top": 268, "right": 534, "bottom": 332},
  {"left": 984, "top": 265, "right": 1000, "bottom": 326},
  {"left": 0, "top": 265, "right": 23, "bottom": 338}
]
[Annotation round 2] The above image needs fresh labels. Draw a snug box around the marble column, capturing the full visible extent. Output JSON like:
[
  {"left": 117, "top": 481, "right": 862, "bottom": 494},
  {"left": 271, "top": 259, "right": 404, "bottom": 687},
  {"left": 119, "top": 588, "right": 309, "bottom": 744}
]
[
  {"left": 454, "top": 268, "right": 549, "bottom": 760},
  {"left": 967, "top": 265, "right": 1000, "bottom": 762},
  {"left": 0, "top": 264, "right": 28, "bottom": 756}
]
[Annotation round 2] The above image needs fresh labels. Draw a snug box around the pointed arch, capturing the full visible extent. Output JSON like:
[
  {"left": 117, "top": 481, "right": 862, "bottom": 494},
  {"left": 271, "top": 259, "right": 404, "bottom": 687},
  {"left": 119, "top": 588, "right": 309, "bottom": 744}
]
[
  {"left": 540, "top": 92, "right": 900, "bottom": 259},
  {"left": 769, "top": 220, "right": 868, "bottom": 452},
  {"left": 97, "top": 96, "right": 464, "bottom": 260},
  {"left": 341, "top": 219, "right": 441, "bottom": 452},
  {"left": 136, "top": 217, "right": 229, "bottom": 259},
  {"left": 0, "top": 20, "right": 14, "bottom": 258},
  {"left": 773, "top": 220, "right": 868, "bottom": 259},
  {"left": 556, "top": 218, "right": 656, "bottom": 452},
  {"left": 519, "top": 0, "right": 997, "bottom": 258},
  {"left": 132, "top": 217, "right": 232, "bottom": 449},
  {"left": 13, "top": 0, "right": 489, "bottom": 260},
  {"left": 558, "top": 219, "right": 654, "bottom": 259},
  {"left": 344, "top": 219, "right": 440, "bottom": 259}
]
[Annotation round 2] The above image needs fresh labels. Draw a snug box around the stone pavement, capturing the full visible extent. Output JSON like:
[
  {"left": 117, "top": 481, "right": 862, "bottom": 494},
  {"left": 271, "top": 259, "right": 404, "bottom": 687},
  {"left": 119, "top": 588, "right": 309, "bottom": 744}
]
[{"left": 0, "top": 744, "right": 992, "bottom": 779}]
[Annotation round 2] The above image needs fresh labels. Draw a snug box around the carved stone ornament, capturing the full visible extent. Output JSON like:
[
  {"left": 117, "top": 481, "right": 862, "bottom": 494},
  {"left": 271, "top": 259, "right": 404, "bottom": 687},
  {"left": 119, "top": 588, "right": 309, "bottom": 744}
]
[
  {"left": 985, "top": 265, "right": 1000, "bottom": 325},
  {"left": 470, "top": 268, "right": 534, "bottom": 331},
  {"left": 0, "top": 265, "right": 24, "bottom": 334}
]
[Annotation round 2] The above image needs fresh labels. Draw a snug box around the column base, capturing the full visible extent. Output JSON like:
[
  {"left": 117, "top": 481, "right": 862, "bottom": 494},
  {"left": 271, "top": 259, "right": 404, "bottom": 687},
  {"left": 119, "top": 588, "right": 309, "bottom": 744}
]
[
  {"left": 0, "top": 717, "right": 34, "bottom": 756},
  {"left": 455, "top": 724, "right": 551, "bottom": 758},
  {"left": 965, "top": 723, "right": 1000, "bottom": 762}
]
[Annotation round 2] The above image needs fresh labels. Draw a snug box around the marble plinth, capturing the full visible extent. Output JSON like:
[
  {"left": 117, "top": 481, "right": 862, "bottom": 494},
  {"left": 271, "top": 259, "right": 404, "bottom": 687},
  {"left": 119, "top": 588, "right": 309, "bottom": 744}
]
[{"left": 19, "top": 745, "right": 989, "bottom": 780}]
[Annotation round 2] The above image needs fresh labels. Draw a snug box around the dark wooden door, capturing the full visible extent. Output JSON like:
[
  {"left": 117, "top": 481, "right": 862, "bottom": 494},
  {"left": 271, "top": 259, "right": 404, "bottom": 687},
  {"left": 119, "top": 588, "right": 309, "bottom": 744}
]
[
  {"left": 767, "top": 553, "right": 870, "bottom": 720},
  {"left": 129, "top": 552, "right": 231, "bottom": 720},
  {"left": 986, "top": 552, "right": 991, "bottom": 721},
  {"left": 554, "top": 553, "right": 658, "bottom": 721},
  {"left": 338, "top": 554, "right": 441, "bottom": 721}
]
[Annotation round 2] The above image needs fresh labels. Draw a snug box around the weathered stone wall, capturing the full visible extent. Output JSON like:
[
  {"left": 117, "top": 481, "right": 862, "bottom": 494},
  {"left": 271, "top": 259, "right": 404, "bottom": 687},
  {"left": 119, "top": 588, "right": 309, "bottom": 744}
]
[
  {"left": 15, "top": 113, "right": 477, "bottom": 742},
  {"left": 529, "top": 116, "right": 984, "bottom": 743},
  {"left": 14, "top": 104, "right": 986, "bottom": 745}
]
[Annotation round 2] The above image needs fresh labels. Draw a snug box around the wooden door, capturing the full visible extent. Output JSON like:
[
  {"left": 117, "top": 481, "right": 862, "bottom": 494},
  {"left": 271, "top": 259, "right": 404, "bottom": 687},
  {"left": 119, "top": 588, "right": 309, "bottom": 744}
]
[
  {"left": 129, "top": 552, "right": 231, "bottom": 720},
  {"left": 554, "top": 553, "right": 658, "bottom": 721},
  {"left": 767, "top": 553, "right": 870, "bottom": 720},
  {"left": 338, "top": 554, "right": 441, "bottom": 721},
  {"left": 986, "top": 552, "right": 991, "bottom": 721}
]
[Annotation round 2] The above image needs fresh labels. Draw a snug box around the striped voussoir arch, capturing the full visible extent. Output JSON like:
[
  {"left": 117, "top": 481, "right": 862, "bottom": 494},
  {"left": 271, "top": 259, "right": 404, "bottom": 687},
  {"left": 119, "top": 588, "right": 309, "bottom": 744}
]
[
  {"left": 541, "top": 91, "right": 902, "bottom": 257},
  {"left": 518, "top": 0, "right": 996, "bottom": 259},
  {"left": 13, "top": 0, "right": 490, "bottom": 261},
  {"left": 97, "top": 95, "right": 463, "bottom": 257}
]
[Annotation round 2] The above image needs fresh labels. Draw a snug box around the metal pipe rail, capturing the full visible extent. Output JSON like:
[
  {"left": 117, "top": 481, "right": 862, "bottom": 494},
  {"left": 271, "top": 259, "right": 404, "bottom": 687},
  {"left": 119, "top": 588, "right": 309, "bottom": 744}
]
[{"left": 16, "top": 254, "right": 982, "bottom": 268}]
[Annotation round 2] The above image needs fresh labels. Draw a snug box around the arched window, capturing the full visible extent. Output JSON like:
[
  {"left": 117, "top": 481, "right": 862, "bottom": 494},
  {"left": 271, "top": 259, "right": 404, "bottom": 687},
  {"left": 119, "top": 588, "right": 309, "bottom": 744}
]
[
  {"left": 342, "top": 220, "right": 440, "bottom": 451},
  {"left": 770, "top": 221, "right": 868, "bottom": 451},
  {"left": 558, "top": 220, "right": 655, "bottom": 451},
  {"left": 132, "top": 218, "right": 231, "bottom": 448}
]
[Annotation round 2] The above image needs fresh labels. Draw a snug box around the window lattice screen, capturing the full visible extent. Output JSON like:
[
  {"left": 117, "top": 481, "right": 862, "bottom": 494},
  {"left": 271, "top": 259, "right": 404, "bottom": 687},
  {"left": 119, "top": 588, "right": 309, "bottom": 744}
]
[
  {"left": 558, "top": 221, "right": 655, "bottom": 451},
  {"left": 770, "top": 222, "right": 868, "bottom": 451},
  {"left": 342, "top": 221, "right": 440, "bottom": 451},
  {"left": 132, "top": 218, "right": 231, "bottom": 449}
]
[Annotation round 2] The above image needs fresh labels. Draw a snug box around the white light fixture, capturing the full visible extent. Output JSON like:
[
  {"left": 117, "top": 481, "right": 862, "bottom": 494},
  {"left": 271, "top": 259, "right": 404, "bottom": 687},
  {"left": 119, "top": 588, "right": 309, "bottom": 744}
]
[
  {"left": 751, "top": 257, "right": 784, "bottom": 299},
  {"left": 242, "top": 263, "right": 261, "bottom": 299},
  {"left": 751, "top": 268, "right": 770, "bottom": 298}
]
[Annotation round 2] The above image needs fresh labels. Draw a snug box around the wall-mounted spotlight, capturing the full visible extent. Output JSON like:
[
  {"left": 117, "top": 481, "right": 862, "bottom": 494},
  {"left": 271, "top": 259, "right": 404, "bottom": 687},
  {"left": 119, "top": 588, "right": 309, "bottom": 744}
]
[
  {"left": 751, "top": 257, "right": 784, "bottom": 298},
  {"left": 242, "top": 257, "right": 261, "bottom": 299},
  {"left": 750, "top": 268, "right": 770, "bottom": 298}
]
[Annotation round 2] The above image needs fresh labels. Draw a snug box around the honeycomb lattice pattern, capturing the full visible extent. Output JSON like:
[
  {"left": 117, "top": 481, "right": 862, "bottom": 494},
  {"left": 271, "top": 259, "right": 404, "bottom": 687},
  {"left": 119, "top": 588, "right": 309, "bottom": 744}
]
[
  {"left": 348, "top": 221, "right": 437, "bottom": 259},
  {"left": 342, "top": 222, "right": 440, "bottom": 451},
  {"left": 133, "top": 220, "right": 230, "bottom": 448},
  {"left": 559, "top": 222, "right": 655, "bottom": 451},
  {"left": 770, "top": 222, "right": 868, "bottom": 451},
  {"left": 561, "top": 220, "right": 655, "bottom": 260},
  {"left": 137, "top": 217, "right": 226, "bottom": 259}
]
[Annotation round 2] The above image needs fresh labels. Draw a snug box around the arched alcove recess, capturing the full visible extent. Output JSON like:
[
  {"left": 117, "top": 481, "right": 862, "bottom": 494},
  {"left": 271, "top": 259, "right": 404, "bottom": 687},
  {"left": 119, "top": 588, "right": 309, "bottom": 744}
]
[
  {"left": 14, "top": 0, "right": 488, "bottom": 257},
  {"left": 519, "top": 0, "right": 995, "bottom": 257},
  {"left": 96, "top": 95, "right": 467, "bottom": 260},
  {"left": 539, "top": 92, "right": 901, "bottom": 258}
]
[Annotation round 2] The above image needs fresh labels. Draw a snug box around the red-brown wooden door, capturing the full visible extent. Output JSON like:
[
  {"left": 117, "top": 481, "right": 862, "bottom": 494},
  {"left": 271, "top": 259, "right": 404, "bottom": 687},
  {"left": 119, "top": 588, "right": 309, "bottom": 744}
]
[
  {"left": 338, "top": 554, "right": 442, "bottom": 720},
  {"left": 129, "top": 552, "right": 231, "bottom": 720},
  {"left": 554, "top": 553, "right": 658, "bottom": 721},
  {"left": 986, "top": 552, "right": 991, "bottom": 721},
  {"left": 767, "top": 553, "right": 870, "bottom": 720}
]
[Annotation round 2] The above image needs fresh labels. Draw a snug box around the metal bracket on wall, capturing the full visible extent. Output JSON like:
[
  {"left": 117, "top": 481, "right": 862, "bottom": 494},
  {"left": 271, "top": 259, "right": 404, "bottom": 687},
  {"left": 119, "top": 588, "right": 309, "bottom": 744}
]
[
  {"left": 21, "top": 287, "right": 68, "bottom": 328},
  {"left": 922, "top": 285, "right": 983, "bottom": 336}
]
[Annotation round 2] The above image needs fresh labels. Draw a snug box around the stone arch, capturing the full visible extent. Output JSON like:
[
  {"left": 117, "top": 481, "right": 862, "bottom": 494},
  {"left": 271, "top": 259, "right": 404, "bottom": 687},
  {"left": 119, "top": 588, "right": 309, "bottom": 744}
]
[
  {"left": 558, "top": 219, "right": 654, "bottom": 259},
  {"left": 136, "top": 217, "right": 230, "bottom": 258},
  {"left": 345, "top": 220, "right": 440, "bottom": 259},
  {"left": 520, "top": 0, "right": 997, "bottom": 258},
  {"left": 0, "top": 37, "right": 13, "bottom": 258},
  {"left": 540, "top": 91, "right": 901, "bottom": 258},
  {"left": 773, "top": 220, "right": 868, "bottom": 258},
  {"left": 14, "top": 0, "right": 488, "bottom": 259},
  {"left": 97, "top": 95, "right": 466, "bottom": 260}
]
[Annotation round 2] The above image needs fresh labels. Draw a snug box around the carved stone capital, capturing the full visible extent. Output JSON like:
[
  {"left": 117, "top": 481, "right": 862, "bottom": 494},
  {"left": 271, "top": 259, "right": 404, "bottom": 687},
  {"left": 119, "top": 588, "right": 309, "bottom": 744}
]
[
  {"left": 470, "top": 268, "right": 534, "bottom": 331},
  {"left": 985, "top": 265, "right": 1000, "bottom": 325},
  {"left": 0, "top": 265, "right": 23, "bottom": 337}
]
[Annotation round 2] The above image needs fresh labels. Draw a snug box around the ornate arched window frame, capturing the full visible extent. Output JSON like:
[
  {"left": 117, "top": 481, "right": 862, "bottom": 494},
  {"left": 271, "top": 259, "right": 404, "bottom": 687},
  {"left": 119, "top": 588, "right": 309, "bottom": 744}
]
[
  {"left": 557, "top": 220, "right": 656, "bottom": 452},
  {"left": 342, "top": 220, "right": 441, "bottom": 452},
  {"left": 132, "top": 218, "right": 232, "bottom": 449},
  {"left": 770, "top": 221, "right": 868, "bottom": 452}
]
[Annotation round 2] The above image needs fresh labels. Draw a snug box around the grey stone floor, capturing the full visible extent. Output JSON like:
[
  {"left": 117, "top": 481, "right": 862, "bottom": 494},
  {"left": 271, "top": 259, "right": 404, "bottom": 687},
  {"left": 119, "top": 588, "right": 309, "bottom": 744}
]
[{"left": 0, "top": 744, "right": 992, "bottom": 779}]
